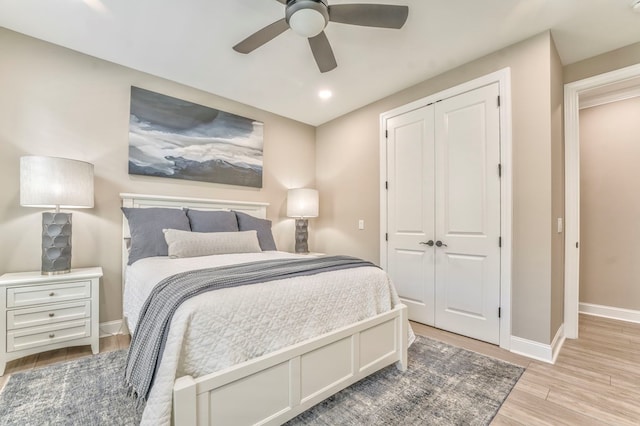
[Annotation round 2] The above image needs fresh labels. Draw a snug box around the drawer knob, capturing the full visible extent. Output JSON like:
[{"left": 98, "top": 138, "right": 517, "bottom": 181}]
[
  {"left": 48, "top": 313, "right": 55, "bottom": 317},
  {"left": 49, "top": 333, "right": 55, "bottom": 338},
  {"left": 49, "top": 292, "right": 55, "bottom": 297}
]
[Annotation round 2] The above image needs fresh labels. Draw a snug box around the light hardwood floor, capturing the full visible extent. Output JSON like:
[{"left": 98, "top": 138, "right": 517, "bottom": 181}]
[
  {"left": 415, "top": 314, "right": 640, "bottom": 425},
  {"left": 2, "top": 315, "right": 639, "bottom": 425}
]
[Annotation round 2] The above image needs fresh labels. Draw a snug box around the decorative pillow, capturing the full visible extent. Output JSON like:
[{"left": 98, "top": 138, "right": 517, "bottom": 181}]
[
  {"left": 121, "top": 207, "right": 191, "bottom": 265},
  {"left": 186, "top": 209, "right": 239, "bottom": 233},
  {"left": 234, "top": 211, "right": 277, "bottom": 251},
  {"left": 163, "top": 229, "right": 262, "bottom": 258}
]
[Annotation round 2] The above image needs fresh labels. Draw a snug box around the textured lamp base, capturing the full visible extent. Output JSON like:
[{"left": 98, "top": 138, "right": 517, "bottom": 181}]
[
  {"left": 294, "top": 218, "right": 309, "bottom": 254},
  {"left": 41, "top": 212, "right": 72, "bottom": 275}
]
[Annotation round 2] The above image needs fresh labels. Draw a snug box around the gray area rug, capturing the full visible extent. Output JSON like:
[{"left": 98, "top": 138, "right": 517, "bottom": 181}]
[
  {"left": 0, "top": 350, "right": 141, "bottom": 426},
  {"left": 0, "top": 336, "right": 523, "bottom": 425},
  {"left": 288, "top": 335, "right": 524, "bottom": 425}
]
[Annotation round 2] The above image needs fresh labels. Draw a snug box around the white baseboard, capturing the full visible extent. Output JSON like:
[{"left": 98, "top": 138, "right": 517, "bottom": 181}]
[
  {"left": 99, "top": 320, "right": 126, "bottom": 337},
  {"left": 579, "top": 302, "right": 640, "bottom": 324},
  {"left": 510, "top": 324, "right": 565, "bottom": 364},
  {"left": 550, "top": 324, "right": 565, "bottom": 364}
]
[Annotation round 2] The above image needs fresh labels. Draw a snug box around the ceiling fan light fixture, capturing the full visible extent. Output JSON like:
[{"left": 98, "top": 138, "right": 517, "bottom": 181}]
[
  {"left": 286, "top": 0, "right": 329, "bottom": 38},
  {"left": 235, "top": 0, "right": 408, "bottom": 73}
]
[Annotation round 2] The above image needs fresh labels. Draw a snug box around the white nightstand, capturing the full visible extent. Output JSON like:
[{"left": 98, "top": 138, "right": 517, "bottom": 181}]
[{"left": 0, "top": 267, "right": 102, "bottom": 376}]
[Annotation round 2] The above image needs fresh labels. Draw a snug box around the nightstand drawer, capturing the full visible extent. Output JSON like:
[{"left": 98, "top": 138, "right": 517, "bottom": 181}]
[
  {"left": 7, "top": 301, "right": 91, "bottom": 331},
  {"left": 6, "top": 281, "right": 91, "bottom": 308},
  {"left": 6, "top": 319, "right": 91, "bottom": 353}
]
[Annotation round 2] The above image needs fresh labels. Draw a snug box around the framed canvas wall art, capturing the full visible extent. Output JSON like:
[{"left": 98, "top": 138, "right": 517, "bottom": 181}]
[{"left": 128, "top": 87, "right": 264, "bottom": 188}]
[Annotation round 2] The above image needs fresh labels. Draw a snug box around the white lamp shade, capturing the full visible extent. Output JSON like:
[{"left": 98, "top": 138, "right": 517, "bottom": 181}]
[
  {"left": 289, "top": 9, "right": 327, "bottom": 37},
  {"left": 20, "top": 156, "right": 94, "bottom": 208},
  {"left": 287, "top": 188, "right": 319, "bottom": 218}
]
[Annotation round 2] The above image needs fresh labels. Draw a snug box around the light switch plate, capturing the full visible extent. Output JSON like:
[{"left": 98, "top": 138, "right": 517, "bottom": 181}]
[{"left": 358, "top": 219, "right": 365, "bottom": 230}]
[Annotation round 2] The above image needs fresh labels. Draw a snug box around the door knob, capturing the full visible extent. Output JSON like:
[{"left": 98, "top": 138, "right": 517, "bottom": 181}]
[
  {"left": 420, "top": 240, "right": 434, "bottom": 246},
  {"left": 435, "top": 240, "right": 448, "bottom": 247}
]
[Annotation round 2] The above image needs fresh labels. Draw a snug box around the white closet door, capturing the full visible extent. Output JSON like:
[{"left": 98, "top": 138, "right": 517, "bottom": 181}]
[
  {"left": 385, "top": 105, "right": 435, "bottom": 325},
  {"left": 433, "top": 83, "right": 501, "bottom": 344}
]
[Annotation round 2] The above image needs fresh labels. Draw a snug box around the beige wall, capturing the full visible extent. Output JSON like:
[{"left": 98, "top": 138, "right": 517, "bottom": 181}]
[
  {"left": 564, "top": 41, "right": 640, "bottom": 84},
  {"left": 550, "top": 37, "right": 565, "bottom": 339},
  {"left": 579, "top": 97, "right": 640, "bottom": 310},
  {"left": 316, "top": 32, "right": 560, "bottom": 344},
  {"left": 0, "top": 28, "right": 316, "bottom": 323}
]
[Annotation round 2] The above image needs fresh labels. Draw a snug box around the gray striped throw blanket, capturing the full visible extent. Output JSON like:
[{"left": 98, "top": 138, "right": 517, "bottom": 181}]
[{"left": 125, "top": 255, "right": 378, "bottom": 402}]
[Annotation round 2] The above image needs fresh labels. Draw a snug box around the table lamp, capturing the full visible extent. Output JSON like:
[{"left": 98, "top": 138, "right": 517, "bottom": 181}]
[
  {"left": 20, "top": 156, "right": 94, "bottom": 275},
  {"left": 287, "top": 188, "right": 319, "bottom": 254}
]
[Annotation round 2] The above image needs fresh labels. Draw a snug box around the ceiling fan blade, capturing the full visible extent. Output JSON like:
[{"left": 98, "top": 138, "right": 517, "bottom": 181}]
[
  {"left": 233, "top": 18, "right": 289, "bottom": 54},
  {"left": 328, "top": 4, "right": 409, "bottom": 29},
  {"left": 275, "top": 0, "right": 286, "bottom": 3},
  {"left": 308, "top": 31, "right": 337, "bottom": 73}
]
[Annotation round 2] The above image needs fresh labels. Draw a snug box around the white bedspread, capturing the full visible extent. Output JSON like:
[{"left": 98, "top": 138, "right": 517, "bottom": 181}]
[{"left": 124, "top": 252, "right": 413, "bottom": 425}]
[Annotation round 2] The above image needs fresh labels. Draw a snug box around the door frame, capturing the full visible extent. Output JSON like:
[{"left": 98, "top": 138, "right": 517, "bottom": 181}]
[
  {"left": 564, "top": 62, "right": 640, "bottom": 339},
  {"left": 379, "top": 68, "right": 513, "bottom": 349}
]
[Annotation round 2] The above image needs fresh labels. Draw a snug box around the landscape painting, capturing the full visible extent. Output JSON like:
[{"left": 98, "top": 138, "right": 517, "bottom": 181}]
[{"left": 128, "top": 86, "right": 263, "bottom": 188}]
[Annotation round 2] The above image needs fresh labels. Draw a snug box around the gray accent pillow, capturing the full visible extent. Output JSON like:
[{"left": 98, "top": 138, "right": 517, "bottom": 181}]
[
  {"left": 235, "top": 211, "right": 277, "bottom": 251},
  {"left": 122, "top": 207, "right": 191, "bottom": 265},
  {"left": 186, "top": 209, "right": 239, "bottom": 233},
  {"left": 164, "top": 229, "right": 262, "bottom": 258}
]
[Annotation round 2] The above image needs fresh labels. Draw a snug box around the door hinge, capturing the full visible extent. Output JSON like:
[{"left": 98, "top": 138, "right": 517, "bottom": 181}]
[
  {"left": 499, "top": 236, "right": 502, "bottom": 247},
  {"left": 498, "top": 307, "right": 501, "bottom": 318},
  {"left": 385, "top": 233, "right": 388, "bottom": 242},
  {"left": 385, "top": 181, "right": 388, "bottom": 190},
  {"left": 498, "top": 163, "right": 502, "bottom": 177},
  {"left": 385, "top": 130, "right": 388, "bottom": 138},
  {"left": 497, "top": 95, "right": 501, "bottom": 107},
  {"left": 576, "top": 241, "right": 579, "bottom": 248}
]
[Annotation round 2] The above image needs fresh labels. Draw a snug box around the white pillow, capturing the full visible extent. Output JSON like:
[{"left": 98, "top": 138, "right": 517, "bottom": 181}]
[{"left": 163, "top": 229, "right": 262, "bottom": 258}]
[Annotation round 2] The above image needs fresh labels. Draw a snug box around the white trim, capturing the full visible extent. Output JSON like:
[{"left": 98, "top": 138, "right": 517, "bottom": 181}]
[
  {"left": 99, "top": 320, "right": 126, "bottom": 337},
  {"left": 580, "top": 303, "right": 640, "bottom": 324},
  {"left": 550, "top": 324, "right": 566, "bottom": 364},
  {"left": 510, "top": 324, "right": 565, "bottom": 364},
  {"left": 379, "top": 68, "right": 513, "bottom": 349},
  {"left": 119, "top": 193, "right": 270, "bottom": 209},
  {"left": 564, "top": 82, "right": 580, "bottom": 339},
  {"left": 580, "top": 85, "right": 640, "bottom": 110},
  {"left": 498, "top": 69, "right": 513, "bottom": 349},
  {"left": 564, "top": 62, "right": 640, "bottom": 339}
]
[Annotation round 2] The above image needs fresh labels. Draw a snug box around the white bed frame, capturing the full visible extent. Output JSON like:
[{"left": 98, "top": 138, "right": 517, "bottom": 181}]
[{"left": 120, "top": 193, "right": 408, "bottom": 426}]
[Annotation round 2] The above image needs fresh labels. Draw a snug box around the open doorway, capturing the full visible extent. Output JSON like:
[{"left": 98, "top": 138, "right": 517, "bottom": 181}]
[{"left": 564, "top": 63, "right": 640, "bottom": 338}]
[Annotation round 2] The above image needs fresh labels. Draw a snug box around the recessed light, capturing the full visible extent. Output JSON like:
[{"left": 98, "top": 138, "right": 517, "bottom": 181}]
[
  {"left": 318, "top": 90, "right": 332, "bottom": 100},
  {"left": 83, "top": 0, "right": 108, "bottom": 13}
]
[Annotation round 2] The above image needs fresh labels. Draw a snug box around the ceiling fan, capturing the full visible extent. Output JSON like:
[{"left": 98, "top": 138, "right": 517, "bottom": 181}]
[{"left": 233, "top": 0, "right": 409, "bottom": 73}]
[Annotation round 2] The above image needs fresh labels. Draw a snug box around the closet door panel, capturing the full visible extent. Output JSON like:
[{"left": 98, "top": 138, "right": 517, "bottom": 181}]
[
  {"left": 445, "top": 102, "right": 486, "bottom": 233},
  {"left": 440, "top": 254, "right": 489, "bottom": 318},
  {"left": 434, "top": 83, "right": 501, "bottom": 344},
  {"left": 386, "top": 105, "right": 435, "bottom": 325}
]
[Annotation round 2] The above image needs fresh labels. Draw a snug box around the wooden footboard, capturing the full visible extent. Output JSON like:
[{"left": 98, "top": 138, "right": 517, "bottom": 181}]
[{"left": 173, "top": 304, "right": 408, "bottom": 426}]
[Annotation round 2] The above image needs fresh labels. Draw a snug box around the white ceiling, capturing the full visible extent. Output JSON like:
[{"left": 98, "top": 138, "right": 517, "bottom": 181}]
[{"left": 2, "top": 0, "right": 640, "bottom": 126}]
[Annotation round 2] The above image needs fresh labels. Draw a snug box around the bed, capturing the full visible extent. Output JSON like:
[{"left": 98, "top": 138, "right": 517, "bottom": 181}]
[{"left": 120, "top": 193, "right": 410, "bottom": 426}]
